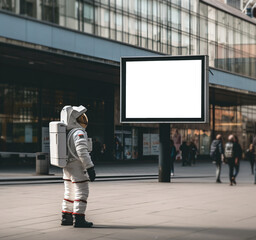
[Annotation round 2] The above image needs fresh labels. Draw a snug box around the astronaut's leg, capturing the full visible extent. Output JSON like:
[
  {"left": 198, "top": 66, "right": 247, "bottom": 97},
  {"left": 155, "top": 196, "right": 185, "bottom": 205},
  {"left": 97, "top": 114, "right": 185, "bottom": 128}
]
[
  {"left": 61, "top": 169, "right": 75, "bottom": 225},
  {"left": 73, "top": 181, "right": 93, "bottom": 227},
  {"left": 73, "top": 181, "right": 88, "bottom": 214},
  {"left": 66, "top": 160, "right": 93, "bottom": 227}
]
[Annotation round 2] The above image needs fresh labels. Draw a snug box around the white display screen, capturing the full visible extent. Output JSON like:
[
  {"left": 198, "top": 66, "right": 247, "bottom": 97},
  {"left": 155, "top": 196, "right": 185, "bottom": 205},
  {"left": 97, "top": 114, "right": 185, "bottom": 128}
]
[{"left": 121, "top": 56, "right": 208, "bottom": 123}]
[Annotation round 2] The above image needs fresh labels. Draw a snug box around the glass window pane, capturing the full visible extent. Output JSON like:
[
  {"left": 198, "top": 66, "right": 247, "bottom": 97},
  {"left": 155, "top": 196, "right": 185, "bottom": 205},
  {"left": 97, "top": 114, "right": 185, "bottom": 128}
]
[
  {"left": 200, "top": 39, "right": 207, "bottom": 55},
  {"left": 84, "top": 3, "right": 94, "bottom": 23},
  {"left": 191, "top": 14, "right": 198, "bottom": 35},
  {"left": 208, "top": 21, "right": 215, "bottom": 42},
  {"left": 116, "top": 13, "right": 122, "bottom": 31},
  {"left": 216, "top": 45, "right": 226, "bottom": 70},
  {"left": 0, "top": 0, "right": 16, "bottom": 12},
  {"left": 148, "top": 0, "right": 153, "bottom": 19},
  {"left": 181, "top": 33, "right": 189, "bottom": 55},
  {"left": 181, "top": 0, "right": 190, "bottom": 9},
  {"left": 208, "top": 6, "right": 215, "bottom": 20},
  {"left": 218, "top": 25, "right": 227, "bottom": 44},
  {"left": 148, "top": 22, "right": 152, "bottom": 40},
  {"left": 110, "top": 11, "right": 115, "bottom": 29},
  {"left": 123, "top": 15, "right": 128, "bottom": 33},
  {"left": 217, "top": 10, "right": 225, "bottom": 25},
  {"left": 141, "top": 21, "right": 147, "bottom": 38},
  {"left": 200, "top": 3, "right": 208, "bottom": 16},
  {"left": 172, "top": 7, "right": 180, "bottom": 29},
  {"left": 172, "top": 0, "right": 181, "bottom": 6},
  {"left": 191, "top": 36, "right": 199, "bottom": 55},
  {"left": 141, "top": 0, "right": 147, "bottom": 17},
  {"left": 181, "top": 11, "right": 189, "bottom": 33},
  {"left": 228, "top": 27, "right": 234, "bottom": 46},
  {"left": 160, "top": 3, "right": 167, "bottom": 24},
  {"left": 153, "top": 1, "right": 158, "bottom": 21},
  {"left": 153, "top": 23, "right": 158, "bottom": 41},
  {"left": 129, "top": 17, "right": 137, "bottom": 35},
  {"left": 61, "top": 0, "right": 78, "bottom": 30},
  {"left": 208, "top": 43, "right": 216, "bottom": 67},
  {"left": 200, "top": 17, "right": 207, "bottom": 39},
  {"left": 172, "top": 30, "right": 180, "bottom": 55},
  {"left": 20, "top": 0, "right": 37, "bottom": 18},
  {"left": 101, "top": 8, "right": 109, "bottom": 27},
  {"left": 129, "top": 0, "right": 137, "bottom": 14},
  {"left": 190, "top": 0, "right": 198, "bottom": 13},
  {"left": 116, "top": 0, "right": 122, "bottom": 9},
  {"left": 161, "top": 27, "right": 167, "bottom": 44}
]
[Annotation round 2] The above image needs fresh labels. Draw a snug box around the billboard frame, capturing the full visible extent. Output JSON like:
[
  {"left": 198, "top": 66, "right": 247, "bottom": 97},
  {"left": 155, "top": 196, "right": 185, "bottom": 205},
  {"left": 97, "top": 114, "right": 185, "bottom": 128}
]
[{"left": 120, "top": 55, "right": 209, "bottom": 123}]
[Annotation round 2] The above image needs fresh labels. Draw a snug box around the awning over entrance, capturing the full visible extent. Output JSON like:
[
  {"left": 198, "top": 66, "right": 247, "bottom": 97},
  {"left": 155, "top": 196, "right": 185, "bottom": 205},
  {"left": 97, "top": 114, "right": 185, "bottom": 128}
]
[
  {"left": 210, "top": 84, "right": 256, "bottom": 107},
  {"left": 0, "top": 42, "right": 120, "bottom": 85}
]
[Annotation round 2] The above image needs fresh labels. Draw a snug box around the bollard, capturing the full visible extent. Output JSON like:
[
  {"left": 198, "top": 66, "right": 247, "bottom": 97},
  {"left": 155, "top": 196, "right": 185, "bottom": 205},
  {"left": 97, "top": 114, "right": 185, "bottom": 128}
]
[{"left": 36, "top": 152, "right": 49, "bottom": 175}]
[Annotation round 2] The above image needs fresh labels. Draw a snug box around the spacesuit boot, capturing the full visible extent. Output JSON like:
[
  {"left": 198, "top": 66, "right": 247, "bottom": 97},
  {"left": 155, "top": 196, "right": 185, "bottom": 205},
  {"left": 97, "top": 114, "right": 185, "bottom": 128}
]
[
  {"left": 74, "top": 215, "right": 93, "bottom": 228},
  {"left": 61, "top": 212, "right": 73, "bottom": 226}
]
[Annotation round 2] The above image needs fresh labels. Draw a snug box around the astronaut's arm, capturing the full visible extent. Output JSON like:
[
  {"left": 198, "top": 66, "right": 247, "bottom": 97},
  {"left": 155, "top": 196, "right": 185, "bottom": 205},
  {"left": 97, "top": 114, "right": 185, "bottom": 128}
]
[{"left": 73, "top": 131, "right": 94, "bottom": 170}]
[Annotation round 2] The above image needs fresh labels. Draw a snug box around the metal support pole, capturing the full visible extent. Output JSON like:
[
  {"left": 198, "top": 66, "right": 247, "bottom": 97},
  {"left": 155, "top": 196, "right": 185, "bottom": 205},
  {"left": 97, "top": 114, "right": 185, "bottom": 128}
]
[
  {"left": 159, "top": 123, "right": 171, "bottom": 182},
  {"left": 212, "top": 88, "right": 215, "bottom": 141}
]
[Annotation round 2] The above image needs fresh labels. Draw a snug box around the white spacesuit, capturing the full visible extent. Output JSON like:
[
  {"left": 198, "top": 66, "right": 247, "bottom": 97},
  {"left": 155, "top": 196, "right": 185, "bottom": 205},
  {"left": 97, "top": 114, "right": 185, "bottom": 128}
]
[{"left": 60, "top": 105, "right": 95, "bottom": 228}]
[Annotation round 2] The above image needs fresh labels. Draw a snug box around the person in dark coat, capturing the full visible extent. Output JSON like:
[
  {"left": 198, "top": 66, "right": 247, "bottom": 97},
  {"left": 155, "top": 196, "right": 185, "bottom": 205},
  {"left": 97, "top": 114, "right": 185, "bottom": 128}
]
[
  {"left": 210, "top": 134, "right": 224, "bottom": 183},
  {"left": 188, "top": 141, "right": 197, "bottom": 166},
  {"left": 246, "top": 143, "right": 255, "bottom": 175},
  {"left": 224, "top": 134, "right": 239, "bottom": 186},
  {"left": 180, "top": 141, "right": 189, "bottom": 166},
  {"left": 170, "top": 140, "right": 177, "bottom": 176},
  {"left": 233, "top": 135, "right": 242, "bottom": 182}
]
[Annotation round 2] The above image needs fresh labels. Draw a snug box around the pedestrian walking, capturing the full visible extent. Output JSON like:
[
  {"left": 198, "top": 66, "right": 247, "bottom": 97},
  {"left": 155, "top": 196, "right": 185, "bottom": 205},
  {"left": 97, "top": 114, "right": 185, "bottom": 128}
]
[
  {"left": 210, "top": 134, "right": 224, "bottom": 183},
  {"left": 253, "top": 136, "right": 256, "bottom": 184},
  {"left": 233, "top": 135, "right": 242, "bottom": 181},
  {"left": 180, "top": 141, "right": 189, "bottom": 166},
  {"left": 224, "top": 134, "right": 239, "bottom": 186},
  {"left": 114, "top": 136, "right": 122, "bottom": 160},
  {"left": 188, "top": 141, "right": 197, "bottom": 166},
  {"left": 246, "top": 143, "right": 255, "bottom": 175},
  {"left": 170, "top": 140, "right": 177, "bottom": 176}
]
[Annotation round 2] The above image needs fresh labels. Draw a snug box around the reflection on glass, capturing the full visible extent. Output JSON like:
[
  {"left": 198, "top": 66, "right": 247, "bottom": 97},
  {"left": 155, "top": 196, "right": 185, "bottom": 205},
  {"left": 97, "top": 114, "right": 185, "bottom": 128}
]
[
  {"left": 84, "top": 3, "right": 93, "bottom": 23},
  {"left": 0, "top": 0, "right": 255, "bottom": 78},
  {"left": 42, "top": 0, "right": 59, "bottom": 24}
]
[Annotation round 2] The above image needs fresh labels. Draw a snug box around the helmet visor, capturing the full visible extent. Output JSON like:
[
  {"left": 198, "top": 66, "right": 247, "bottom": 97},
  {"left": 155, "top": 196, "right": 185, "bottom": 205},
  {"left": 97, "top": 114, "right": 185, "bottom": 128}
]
[{"left": 77, "top": 113, "right": 88, "bottom": 127}]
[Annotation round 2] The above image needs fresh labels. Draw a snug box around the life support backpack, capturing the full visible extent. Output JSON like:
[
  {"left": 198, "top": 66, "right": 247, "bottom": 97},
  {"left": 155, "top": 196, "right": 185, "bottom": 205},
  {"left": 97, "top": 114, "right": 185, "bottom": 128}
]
[
  {"left": 224, "top": 142, "right": 234, "bottom": 159},
  {"left": 49, "top": 121, "right": 92, "bottom": 168}
]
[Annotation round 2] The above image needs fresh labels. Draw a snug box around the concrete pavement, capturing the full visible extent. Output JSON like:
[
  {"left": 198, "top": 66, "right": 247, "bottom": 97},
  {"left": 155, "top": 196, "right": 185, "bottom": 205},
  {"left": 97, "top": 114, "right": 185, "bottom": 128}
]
[
  {"left": 0, "top": 160, "right": 255, "bottom": 184},
  {"left": 0, "top": 160, "right": 256, "bottom": 240}
]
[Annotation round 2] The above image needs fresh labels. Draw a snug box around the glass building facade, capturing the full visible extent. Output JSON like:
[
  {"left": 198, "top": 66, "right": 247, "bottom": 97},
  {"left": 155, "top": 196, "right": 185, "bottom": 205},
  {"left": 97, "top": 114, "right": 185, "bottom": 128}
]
[
  {"left": 1, "top": 0, "right": 255, "bottom": 78},
  {"left": 0, "top": 61, "right": 115, "bottom": 161},
  {"left": 0, "top": 0, "right": 256, "bottom": 160}
]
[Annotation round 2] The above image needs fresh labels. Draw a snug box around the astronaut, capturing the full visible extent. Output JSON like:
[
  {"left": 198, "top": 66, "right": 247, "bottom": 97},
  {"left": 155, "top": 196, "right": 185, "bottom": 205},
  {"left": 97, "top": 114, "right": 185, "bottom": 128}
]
[{"left": 60, "top": 105, "right": 96, "bottom": 228}]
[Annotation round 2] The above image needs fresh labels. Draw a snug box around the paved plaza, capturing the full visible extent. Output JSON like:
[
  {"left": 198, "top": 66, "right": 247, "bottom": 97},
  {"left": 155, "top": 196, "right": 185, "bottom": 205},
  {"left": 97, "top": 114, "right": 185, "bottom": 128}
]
[{"left": 0, "top": 161, "right": 256, "bottom": 240}]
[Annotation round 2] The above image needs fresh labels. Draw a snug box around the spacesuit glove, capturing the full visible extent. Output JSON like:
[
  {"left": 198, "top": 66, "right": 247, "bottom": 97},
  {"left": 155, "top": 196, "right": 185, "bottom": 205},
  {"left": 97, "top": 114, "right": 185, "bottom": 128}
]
[{"left": 87, "top": 167, "right": 96, "bottom": 182}]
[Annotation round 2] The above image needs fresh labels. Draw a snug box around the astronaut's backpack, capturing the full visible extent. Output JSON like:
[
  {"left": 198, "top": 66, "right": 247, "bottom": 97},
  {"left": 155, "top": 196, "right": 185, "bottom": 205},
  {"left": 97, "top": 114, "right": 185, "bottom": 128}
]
[
  {"left": 224, "top": 142, "right": 234, "bottom": 159},
  {"left": 49, "top": 121, "right": 69, "bottom": 168},
  {"left": 49, "top": 122, "right": 92, "bottom": 168},
  {"left": 49, "top": 122, "right": 80, "bottom": 168}
]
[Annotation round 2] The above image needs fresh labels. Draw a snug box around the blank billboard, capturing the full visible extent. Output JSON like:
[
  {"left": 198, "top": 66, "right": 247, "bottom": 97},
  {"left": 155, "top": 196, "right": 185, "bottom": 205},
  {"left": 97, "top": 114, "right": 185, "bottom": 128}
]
[{"left": 121, "top": 55, "right": 209, "bottom": 123}]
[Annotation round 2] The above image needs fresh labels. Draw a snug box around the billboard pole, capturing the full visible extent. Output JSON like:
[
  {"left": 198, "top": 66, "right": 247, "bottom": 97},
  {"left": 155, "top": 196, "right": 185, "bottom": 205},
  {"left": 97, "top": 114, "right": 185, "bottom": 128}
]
[{"left": 159, "top": 123, "right": 171, "bottom": 182}]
